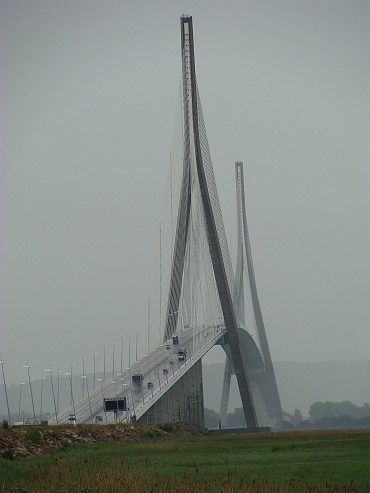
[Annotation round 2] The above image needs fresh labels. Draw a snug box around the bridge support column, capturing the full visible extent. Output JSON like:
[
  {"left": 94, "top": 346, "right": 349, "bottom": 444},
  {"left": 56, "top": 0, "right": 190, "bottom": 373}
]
[{"left": 138, "top": 359, "right": 204, "bottom": 426}]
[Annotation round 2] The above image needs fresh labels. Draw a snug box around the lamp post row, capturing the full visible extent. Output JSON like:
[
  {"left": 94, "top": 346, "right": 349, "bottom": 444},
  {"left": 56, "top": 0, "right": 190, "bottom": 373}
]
[
  {"left": 3, "top": 306, "right": 189, "bottom": 423},
  {"left": 6, "top": 338, "right": 137, "bottom": 424}
]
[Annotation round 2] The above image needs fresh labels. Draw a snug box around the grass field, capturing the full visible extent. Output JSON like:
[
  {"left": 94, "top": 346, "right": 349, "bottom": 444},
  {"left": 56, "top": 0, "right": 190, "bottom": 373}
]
[{"left": 1, "top": 429, "right": 369, "bottom": 492}]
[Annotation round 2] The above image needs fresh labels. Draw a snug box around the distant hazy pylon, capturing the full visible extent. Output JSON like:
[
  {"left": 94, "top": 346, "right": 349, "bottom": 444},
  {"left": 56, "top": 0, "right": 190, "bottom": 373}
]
[{"left": 219, "top": 162, "right": 283, "bottom": 428}]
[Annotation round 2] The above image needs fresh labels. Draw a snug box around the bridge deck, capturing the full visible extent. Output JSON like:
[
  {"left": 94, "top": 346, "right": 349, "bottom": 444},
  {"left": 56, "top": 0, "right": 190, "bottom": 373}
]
[{"left": 50, "top": 325, "right": 225, "bottom": 425}]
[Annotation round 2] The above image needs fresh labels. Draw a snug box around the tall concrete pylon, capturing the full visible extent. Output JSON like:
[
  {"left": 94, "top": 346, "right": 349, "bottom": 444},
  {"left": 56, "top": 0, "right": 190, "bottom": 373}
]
[
  {"left": 164, "top": 16, "right": 258, "bottom": 428},
  {"left": 219, "top": 162, "right": 283, "bottom": 429}
]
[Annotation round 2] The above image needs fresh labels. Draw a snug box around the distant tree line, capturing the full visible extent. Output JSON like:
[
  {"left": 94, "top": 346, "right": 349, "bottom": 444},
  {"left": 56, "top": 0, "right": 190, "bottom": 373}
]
[
  {"left": 205, "top": 401, "right": 370, "bottom": 429},
  {"left": 204, "top": 407, "right": 247, "bottom": 428},
  {"left": 2, "top": 401, "right": 369, "bottom": 430},
  {"left": 309, "top": 401, "right": 369, "bottom": 421},
  {"left": 283, "top": 401, "right": 370, "bottom": 429}
]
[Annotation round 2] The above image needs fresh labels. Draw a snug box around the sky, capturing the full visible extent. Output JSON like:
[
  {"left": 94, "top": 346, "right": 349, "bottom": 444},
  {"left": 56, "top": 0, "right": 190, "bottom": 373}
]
[{"left": 1, "top": 0, "right": 369, "bottom": 385}]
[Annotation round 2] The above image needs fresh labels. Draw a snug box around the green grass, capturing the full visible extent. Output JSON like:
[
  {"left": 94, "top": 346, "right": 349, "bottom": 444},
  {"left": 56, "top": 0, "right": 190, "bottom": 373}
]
[{"left": 1, "top": 429, "right": 369, "bottom": 492}]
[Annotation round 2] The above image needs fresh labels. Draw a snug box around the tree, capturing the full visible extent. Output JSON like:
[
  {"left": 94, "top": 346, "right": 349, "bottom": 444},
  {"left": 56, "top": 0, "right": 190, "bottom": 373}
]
[
  {"left": 226, "top": 408, "right": 246, "bottom": 428},
  {"left": 204, "top": 408, "right": 219, "bottom": 428},
  {"left": 293, "top": 409, "right": 303, "bottom": 425},
  {"left": 309, "top": 401, "right": 370, "bottom": 422}
]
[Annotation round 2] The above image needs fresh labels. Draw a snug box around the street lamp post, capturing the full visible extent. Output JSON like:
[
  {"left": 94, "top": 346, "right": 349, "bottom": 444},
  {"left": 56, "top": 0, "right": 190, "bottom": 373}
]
[
  {"left": 57, "top": 370, "right": 63, "bottom": 415},
  {"left": 70, "top": 362, "right": 75, "bottom": 407},
  {"left": 22, "top": 362, "right": 36, "bottom": 422},
  {"left": 111, "top": 380, "right": 119, "bottom": 423},
  {"left": 120, "top": 381, "right": 128, "bottom": 423},
  {"left": 96, "top": 378, "right": 107, "bottom": 424},
  {"left": 147, "top": 298, "right": 150, "bottom": 354},
  {"left": 45, "top": 367, "right": 58, "bottom": 425},
  {"left": 0, "top": 358, "right": 11, "bottom": 425},
  {"left": 135, "top": 330, "right": 139, "bottom": 362},
  {"left": 112, "top": 342, "right": 116, "bottom": 378},
  {"left": 82, "top": 375, "right": 93, "bottom": 423},
  {"left": 65, "top": 372, "right": 76, "bottom": 416},
  {"left": 128, "top": 333, "right": 132, "bottom": 367},
  {"left": 40, "top": 376, "right": 46, "bottom": 420},
  {"left": 82, "top": 357, "right": 87, "bottom": 398},
  {"left": 93, "top": 351, "right": 97, "bottom": 391},
  {"left": 146, "top": 356, "right": 154, "bottom": 399},
  {"left": 103, "top": 346, "right": 108, "bottom": 384},
  {"left": 120, "top": 338, "right": 125, "bottom": 373},
  {"left": 18, "top": 381, "right": 25, "bottom": 423}
]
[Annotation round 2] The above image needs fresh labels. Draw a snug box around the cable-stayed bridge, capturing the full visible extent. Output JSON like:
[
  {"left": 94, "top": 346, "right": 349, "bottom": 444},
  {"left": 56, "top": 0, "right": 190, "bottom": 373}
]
[{"left": 50, "top": 15, "right": 283, "bottom": 430}]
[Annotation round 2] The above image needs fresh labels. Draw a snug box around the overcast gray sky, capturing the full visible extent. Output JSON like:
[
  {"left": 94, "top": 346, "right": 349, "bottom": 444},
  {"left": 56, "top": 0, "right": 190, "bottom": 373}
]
[{"left": 1, "top": 1, "right": 369, "bottom": 385}]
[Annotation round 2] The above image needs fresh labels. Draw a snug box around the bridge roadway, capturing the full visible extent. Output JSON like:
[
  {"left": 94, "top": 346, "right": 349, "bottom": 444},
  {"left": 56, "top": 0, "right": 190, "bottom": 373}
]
[{"left": 51, "top": 324, "right": 226, "bottom": 425}]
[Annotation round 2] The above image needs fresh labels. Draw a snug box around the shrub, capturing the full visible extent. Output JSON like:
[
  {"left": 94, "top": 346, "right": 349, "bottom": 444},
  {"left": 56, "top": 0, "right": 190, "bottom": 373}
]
[
  {"left": 140, "top": 429, "right": 163, "bottom": 438},
  {"left": 1, "top": 419, "right": 9, "bottom": 430},
  {"left": 25, "top": 427, "right": 41, "bottom": 444},
  {"left": 2, "top": 449, "right": 15, "bottom": 460}
]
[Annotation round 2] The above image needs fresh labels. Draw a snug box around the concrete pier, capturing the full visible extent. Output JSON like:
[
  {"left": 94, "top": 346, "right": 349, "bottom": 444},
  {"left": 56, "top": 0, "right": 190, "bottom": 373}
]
[{"left": 138, "top": 359, "right": 204, "bottom": 426}]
